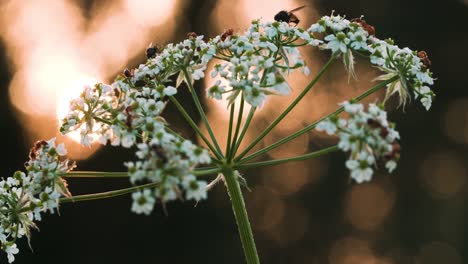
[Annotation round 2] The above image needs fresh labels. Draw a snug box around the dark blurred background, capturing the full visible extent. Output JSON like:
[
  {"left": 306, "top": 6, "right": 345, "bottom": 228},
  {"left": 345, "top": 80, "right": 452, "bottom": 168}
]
[{"left": 1, "top": 0, "right": 468, "bottom": 263}]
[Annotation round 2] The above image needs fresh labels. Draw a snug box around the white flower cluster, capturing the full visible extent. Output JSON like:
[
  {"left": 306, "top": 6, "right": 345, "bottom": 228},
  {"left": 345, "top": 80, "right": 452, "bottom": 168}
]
[
  {"left": 309, "top": 13, "right": 435, "bottom": 110},
  {"left": 317, "top": 102, "right": 400, "bottom": 183},
  {"left": 125, "top": 135, "right": 211, "bottom": 215},
  {"left": 60, "top": 82, "right": 172, "bottom": 148},
  {"left": 60, "top": 33, "right": 216, "bottom": 147},
  {"left": 126, "top": 34, "right": 215, "bottom": 89},
  {"left": 208, "top": 20, "right": 321, "bottom": 107},
  {"left": 1, "top": 139, "right": 74, "bottom": 263},
  {"left": 60, "top": 36, "right": 214, "bottom": 215}
]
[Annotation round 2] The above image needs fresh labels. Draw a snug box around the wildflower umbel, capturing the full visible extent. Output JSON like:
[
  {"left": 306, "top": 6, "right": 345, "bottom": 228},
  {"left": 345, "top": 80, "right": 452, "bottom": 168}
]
[
  {"left": 208, "top": 20, "right": 320, "bottom": 107},
  {"left": 2, "top": 12, "right": 436, "bottom": 263},
  {"left": 309, "top": 13, "right": 435, "bottom": 109},
  {"left": 1, "top": 139, "right": 74, "bottom": 263},
  {"left": 316, "top": 102, "right": 400, "bottom": 183}
]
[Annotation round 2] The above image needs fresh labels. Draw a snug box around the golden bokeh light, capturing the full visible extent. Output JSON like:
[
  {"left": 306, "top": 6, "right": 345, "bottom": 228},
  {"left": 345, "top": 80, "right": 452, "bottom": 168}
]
[
  {"left": 209, "top": 0, "right": 318, "bottom": 34},
  {"left": 262, "top": 119, "right": 310, "bottom": 159},
  {"left": 266, "top": 202, "right": 309, "bottom": 247},
  {"left": 245, "top": 186, "right": 286, "bottom": 231},
  {"left": 419, "top": 150, "right": 466, "bottom": 199},
  {"left": 345, "top": 181, "right": 395, "bottom": 232},
  {"left": 262, "top": 156, "right": 328, "bottom": 195},
  {"left": 0, "top": 0, "right": 180, "bottom": 159},
  {"left": 329, "top": 237, "right": 377, "bottom": 264}
]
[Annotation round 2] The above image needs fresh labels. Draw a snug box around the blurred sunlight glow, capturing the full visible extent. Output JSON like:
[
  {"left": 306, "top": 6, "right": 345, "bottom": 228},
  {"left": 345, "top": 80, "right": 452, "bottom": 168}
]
[{"left": 0, "top": 0, "right": 179, "bottom": 159}]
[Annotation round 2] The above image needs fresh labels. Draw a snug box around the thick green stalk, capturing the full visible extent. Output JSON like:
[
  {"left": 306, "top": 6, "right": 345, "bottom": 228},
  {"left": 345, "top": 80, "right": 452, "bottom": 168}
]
[
  {"left": 169, "top": 96, "right": 223, "bottom": 160},
  {"left": 235, "top": 145, "right": 338, "bottom": 170},
  {"left": 238, "top": 76, "right": 399, "bottom": 164},
  {"left": 235, "top": 55, "right": 337, "bottom": 162},
  {"left": 223, "top": 167, "right": 260, "bottom": 264},
  {"left": 183, "top": 69, "right": 224, "bottom": 156}
]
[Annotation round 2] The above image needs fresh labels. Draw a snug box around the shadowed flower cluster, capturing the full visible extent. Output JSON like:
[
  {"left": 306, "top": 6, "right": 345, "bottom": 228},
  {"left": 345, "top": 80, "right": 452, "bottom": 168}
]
[
  {"left": 317, "top": 102, "right": 400, "bottom": 182},
  {"left": 1, "top": 139, "right": 74, "bottom": 263}
]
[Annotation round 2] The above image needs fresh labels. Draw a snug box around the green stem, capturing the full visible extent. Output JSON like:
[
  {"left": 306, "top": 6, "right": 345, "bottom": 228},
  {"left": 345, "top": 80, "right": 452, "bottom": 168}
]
[
  {"left": 169, "top": 96, "right": 223, "bottom": 160},
  {"left": 183, "top": 68, "right": 224, "bottom": 157},
  {"left": 229, "top": 95, "right": 245, "bottom": 161},
  {"left": 235, "top": 145, "right": 338, "bottom": 170},
  {"left": 64, "top": 171, "right": 129, "bottom": 178},
  {"left": 223, "top": 167, "right": 260, "bottom": 264},
  {"left": 235, "top": 55, "right": 337, "bottom": 162},
  {"left": 226, "top": 102, "right": 236, "bottom": 158},
  {"left": 17, "top": 182, "right": 161, "bottom": 213},
  {"left": 93, "top": 116, "right": 113, "bottom": 125},
  {"left": 60, "top": 182, "right": 159, "bottom": 204},
  {"left": 238, "top": 76, "right": 399, "bottom": 164},
  {"left": 231, "top": 106, "right": 256, "bottom": 159},
  {"left": 63, "top": 168, "right": 222, "bottom": 178}
]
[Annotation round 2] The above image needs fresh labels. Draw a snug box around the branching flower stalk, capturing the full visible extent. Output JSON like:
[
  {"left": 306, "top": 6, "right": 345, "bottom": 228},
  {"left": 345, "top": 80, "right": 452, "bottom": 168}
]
[{"left": 1, "top": 13, "right": 435, "bottom": 263}]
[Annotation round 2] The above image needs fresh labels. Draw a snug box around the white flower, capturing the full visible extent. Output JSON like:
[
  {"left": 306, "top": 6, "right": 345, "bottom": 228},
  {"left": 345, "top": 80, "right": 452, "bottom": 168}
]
[
  {"left": 316, "top": 120, "right": 337, "bottom": 135},
  {"left": 6, "top": 243, "right": 19, "bottom": 263},
  {"left": 265, "top": 26, "right": 278, "bottom": 38},
  {"left": 309, "top": 22, "right": 325, "bottom": 33},
  {"left": 131, "top": 189, "right": 155, "bottom": 215},
  {"left": 385, "top": 160, "right": 397, "bottom": 173},
  {"left": 182, "top": 175, "right": 207, "bottom": 201},
  {"left": 192, "top": 66, "right": 206, "bottom": 80},
  {"left": 346, "top": 156, "right": 374, "bottom": 183},
  {"left": 348, "top": 30, "right": 368, "bottom": 51},
  {"left": 416, "top": 86, "right": 433, "bottom": 110},
  {"left": 416, "top": 71, "right": 434, "bottom": 85},
  {"left": 207, "top": 80, "right": 225, "bottom": 100},
  {"left": 232, "top": 36, "right": 254, "bottom": 55},
  {"left": 421, "top": 96, "right": 432, "bottom": 110},
  {"left": 324, "top": 14, "right": 350, "bottom": 31},
  {"left": 56, "top": 143, "right": 68, "bottom": 156},
  {"left": 341, "top": 101, "right": 363, "bottom": 114},
  {"left": 164, "top": 86, "right": 177, "bottom": 96},
  {"left": 324, "top": 32, "right": 349, "bottom": 53},
  {"left": 121, "top": 133, "right": 136, "bottom": 148},
  {"left": 244, "top": 86, "right": 266, "bottom": 107},
  {"left": 211, "top": 63, "right": 228, "bottom": 78},
  {"left": 157, "top": 184, "right": 178, "bottom": 202}
]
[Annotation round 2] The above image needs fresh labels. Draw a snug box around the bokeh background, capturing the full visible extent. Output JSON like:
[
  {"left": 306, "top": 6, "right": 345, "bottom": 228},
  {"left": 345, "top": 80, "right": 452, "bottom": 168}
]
[{"left": 1, "top": 0, "right": 467, "bottom": 263}]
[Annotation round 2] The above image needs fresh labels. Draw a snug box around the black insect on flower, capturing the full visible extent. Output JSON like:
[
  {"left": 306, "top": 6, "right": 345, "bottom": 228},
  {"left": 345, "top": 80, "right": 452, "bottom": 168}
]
[
  {"left": 274, "top": 5, "right": 306, "bottom": 25},
  {"left": 146, "top": 44, "right": 159, "bottom": 59}
]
